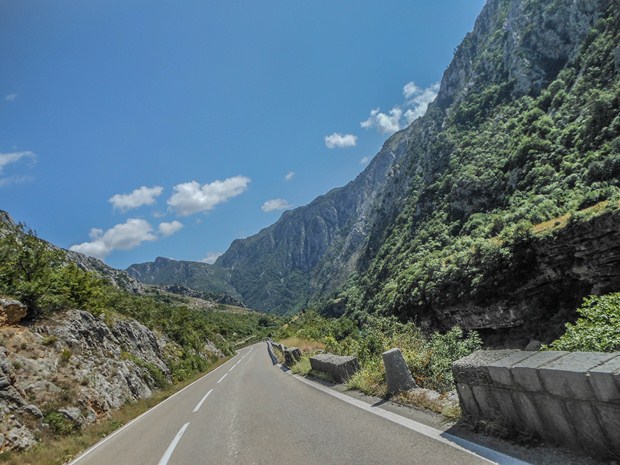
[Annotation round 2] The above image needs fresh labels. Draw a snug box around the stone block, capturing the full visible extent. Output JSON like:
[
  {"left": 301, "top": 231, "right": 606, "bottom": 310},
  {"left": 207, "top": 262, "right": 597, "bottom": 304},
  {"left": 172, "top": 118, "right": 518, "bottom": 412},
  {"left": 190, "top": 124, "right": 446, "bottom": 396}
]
[
  {"left": 511, "top": 351, "right": 568, "bottom": 392},
  {"left": 565, "top": 400, "right": 608, "bottom": 456},
  {"left": 309, "top": 353, "right": 358, "bottom": 383},
  {"left": 594, "top": 403, "right": 620, "bottom": 455},
  {"left": 539, "top": 352, "right": 617, "bottom": 400},
  {"left": 487, "top": 351, "right": 535, "bottom": 387},
  {"left": 382, "top": 348, "right": 417, "bottom": 394},
  {"left": 588, "top": 354, "right": 620, "bottom": 403},
  {"left": 452, "top": 350, "right": 520, "bottom": 386},
  {"left": 455, "top": 382, "right": 481, "bottom": 422},
  {"left": 489, "top": 387, "right": 520, "bottom": 428},
  {"left": 471, "top": 385, "right": 500, "bottom": 419},
  {"left": 284, "top": 347, "right": 302, "bottom": 366},
  {"left": 530, "top": 393, "right": 578, "bottom": 446},
  {"left": 510, "top": 391, "right": 546, "bottom": 437}
]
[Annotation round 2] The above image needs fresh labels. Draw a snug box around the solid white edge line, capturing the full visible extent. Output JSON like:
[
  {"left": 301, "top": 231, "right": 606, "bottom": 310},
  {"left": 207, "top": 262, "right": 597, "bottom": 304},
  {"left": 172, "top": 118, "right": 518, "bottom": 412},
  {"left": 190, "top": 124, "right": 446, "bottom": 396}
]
[
  {"left": 217, "top": 373, "right": 228, "bottom": 383},
  {"left": 193, "top": 388, "right": 214, "bottom": 413},
  {"left": 290, "top": 373, "right": 533, "bottom": 465},
  {"left": 66, "top": 345, "right": 254, "bottom": 464},
  {"left": 157, "top": 422, "right": 190, "bottom": 465}
]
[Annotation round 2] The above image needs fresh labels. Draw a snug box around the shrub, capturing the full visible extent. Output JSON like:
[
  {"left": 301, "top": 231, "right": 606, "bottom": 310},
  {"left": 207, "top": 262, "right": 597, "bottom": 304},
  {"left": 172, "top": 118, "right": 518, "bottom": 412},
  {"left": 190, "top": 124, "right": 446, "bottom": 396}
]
[
  {"left": 546, "top": 293, "right": 620, "bottom": 352},
  {"left": 44, "top": 411, "right": 78, "bottom": 436}
]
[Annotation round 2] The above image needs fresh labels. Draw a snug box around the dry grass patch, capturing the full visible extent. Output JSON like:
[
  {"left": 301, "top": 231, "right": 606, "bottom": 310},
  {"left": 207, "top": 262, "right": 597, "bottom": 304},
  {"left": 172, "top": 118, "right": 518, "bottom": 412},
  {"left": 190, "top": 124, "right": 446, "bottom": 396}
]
[{"left": 278, "top": 337, "right": 325, "bottom": 353}]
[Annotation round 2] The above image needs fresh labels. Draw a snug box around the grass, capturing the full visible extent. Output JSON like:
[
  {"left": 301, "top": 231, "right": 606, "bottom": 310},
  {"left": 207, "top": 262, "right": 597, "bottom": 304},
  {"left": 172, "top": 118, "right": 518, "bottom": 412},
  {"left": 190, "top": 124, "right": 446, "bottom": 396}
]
[
  {"left": 0, "top": 356, "right": 231, "bottom": 465},
  {"left": 278, "top": 337, "right": 325, "bottom": 353},
  {"left": 532, "top": 199, "right": 619, "bottom": 236},
  {"left": 290, "top": 357, "right": 312, "bottom": 375}
]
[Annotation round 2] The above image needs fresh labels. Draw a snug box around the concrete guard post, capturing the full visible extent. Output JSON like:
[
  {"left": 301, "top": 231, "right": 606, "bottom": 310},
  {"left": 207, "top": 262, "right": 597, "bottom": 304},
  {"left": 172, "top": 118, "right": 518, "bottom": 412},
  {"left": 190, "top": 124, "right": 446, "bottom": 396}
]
[{"left": 382, "top": 348, "right": 418, "bottom": 395}]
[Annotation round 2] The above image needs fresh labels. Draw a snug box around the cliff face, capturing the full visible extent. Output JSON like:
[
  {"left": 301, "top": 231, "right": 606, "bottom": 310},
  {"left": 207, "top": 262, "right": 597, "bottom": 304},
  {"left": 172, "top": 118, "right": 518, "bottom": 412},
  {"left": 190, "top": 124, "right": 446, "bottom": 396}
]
[
  {"left": 436, "top": 210, "right": 620, "bottom": 341},
  {"left": 126, "top": 256, "right": 241, "bottom": 299},
  {"left": 0, "top": 307, "right": 223, "bottom": 452}
]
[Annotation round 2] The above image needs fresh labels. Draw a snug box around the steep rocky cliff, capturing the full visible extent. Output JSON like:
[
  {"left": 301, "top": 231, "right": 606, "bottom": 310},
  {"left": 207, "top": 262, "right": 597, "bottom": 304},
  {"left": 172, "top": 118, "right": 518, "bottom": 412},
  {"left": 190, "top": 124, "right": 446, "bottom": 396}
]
[
  {"left": 126, "top": 256, "right": 240, "bottom": 299},
  {"left": 0, "top": 307, "right": 222, "bottom": 452}
]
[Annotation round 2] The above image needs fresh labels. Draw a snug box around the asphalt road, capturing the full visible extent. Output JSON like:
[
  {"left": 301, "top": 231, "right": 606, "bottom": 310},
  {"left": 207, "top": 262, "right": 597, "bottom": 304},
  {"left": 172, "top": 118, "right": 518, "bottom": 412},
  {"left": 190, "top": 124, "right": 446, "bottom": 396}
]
[{"left": 68, "top": 342, "right": 515, "bottom": 465}]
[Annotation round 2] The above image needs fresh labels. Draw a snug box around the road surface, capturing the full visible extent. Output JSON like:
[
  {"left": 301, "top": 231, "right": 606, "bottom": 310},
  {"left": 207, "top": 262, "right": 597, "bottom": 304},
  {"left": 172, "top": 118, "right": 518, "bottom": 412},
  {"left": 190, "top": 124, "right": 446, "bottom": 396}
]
[{"left": 69, "top": 342, "right": 521, "bottom": 465}]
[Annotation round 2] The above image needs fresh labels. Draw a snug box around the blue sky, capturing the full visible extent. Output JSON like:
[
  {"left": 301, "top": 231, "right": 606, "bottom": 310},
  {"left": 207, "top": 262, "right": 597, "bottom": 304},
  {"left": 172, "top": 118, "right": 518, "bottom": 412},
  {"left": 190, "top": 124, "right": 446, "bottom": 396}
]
[{"left": 0, "top": 0, "right": 486, "bottom": 269}]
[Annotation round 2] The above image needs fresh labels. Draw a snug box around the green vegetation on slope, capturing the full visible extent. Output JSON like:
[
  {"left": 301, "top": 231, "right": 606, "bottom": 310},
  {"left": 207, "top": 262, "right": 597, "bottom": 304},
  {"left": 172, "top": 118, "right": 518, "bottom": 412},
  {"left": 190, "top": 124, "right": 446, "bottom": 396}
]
[
  {"left": 0, "top": 224, "right": 278, "bottom": 381},
  {"left": 342, "top": 4, "right": 620, "bottom": 324},
  {"left": 546, "top": 293, "right": 620, "bottom": 352},
  {"left": 276, "top": 311, "right": 481, "bottom": 394}
]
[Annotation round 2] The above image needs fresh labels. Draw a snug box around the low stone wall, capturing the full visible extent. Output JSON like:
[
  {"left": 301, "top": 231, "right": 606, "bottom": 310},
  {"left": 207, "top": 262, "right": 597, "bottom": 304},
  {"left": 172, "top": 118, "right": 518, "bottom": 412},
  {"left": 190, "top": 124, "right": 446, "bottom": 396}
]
[{"left": 452, "top": 350, "right": 620, "bottom": 458}]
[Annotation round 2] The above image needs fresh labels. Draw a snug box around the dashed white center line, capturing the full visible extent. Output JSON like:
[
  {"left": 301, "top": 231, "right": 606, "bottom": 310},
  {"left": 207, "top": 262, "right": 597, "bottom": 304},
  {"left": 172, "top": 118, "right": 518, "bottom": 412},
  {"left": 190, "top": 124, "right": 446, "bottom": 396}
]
[
  {"left": 157, "top": 422, "right": 190, "bottom": 465},
  {"left": 217, "top": 373, "right": 228, "bottom": 383},
  {"left": 193, "top": 389, "right": 213, "bottom": 413}
]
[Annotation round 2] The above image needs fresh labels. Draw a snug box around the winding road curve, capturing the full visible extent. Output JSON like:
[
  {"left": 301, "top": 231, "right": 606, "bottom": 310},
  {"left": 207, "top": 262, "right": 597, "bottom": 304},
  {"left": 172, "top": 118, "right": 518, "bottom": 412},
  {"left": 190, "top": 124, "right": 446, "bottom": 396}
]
[{"left": 68, "top": 342, "right": 527, "bottom": 465}]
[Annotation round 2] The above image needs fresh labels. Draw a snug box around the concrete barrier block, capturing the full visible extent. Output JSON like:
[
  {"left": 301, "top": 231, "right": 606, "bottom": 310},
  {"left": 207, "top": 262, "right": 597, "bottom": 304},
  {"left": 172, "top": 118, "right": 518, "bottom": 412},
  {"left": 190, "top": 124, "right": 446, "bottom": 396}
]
[
  {"left": 471, "top": 385, "right": 500, "bottom": 419},
  {"left": 539, "top": 352, "right": 617, "bottom": 400},
  {"left": 565, "top": 400, "right": 609, "bottom": 456},
  {"left": 594, "top": 403, "right": 620, "bottom": 455},
  {"left": 310, "top": 353, "right": 358, "bottom": 383},
  {"left": 511, "top": 351, "right": 568, "bottom": 392},
  {"left": 489, "top": 388, "right": 520, "bottom": 428},
  {"left": 530, "top": 393, "right": 578, "bottom": 446},
  {"left": 510, "top": 392, "right": 547, "bottom": 437},
  {"left": 284, "top": 347, "right": 302, "bottom": 366},
  {"left": 487, "top": 351, "right": 536, "bottom": 386},
  {"left": 382, "top": 348, "right": 417, "bottom": 394},
  {"left": 588, "top": 354, "right": 620, "bottom": 403},
  {"left": 455, "top": 382, "right": 481, "bottom": 422},
  {"left": 452, "top": 350, "right": 520, "bottom": 386}
]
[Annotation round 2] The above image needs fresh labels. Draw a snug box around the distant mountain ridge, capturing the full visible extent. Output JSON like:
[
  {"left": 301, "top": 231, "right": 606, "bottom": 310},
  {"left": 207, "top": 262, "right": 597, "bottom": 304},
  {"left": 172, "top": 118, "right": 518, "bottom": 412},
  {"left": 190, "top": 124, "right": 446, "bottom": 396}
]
[{"left": 126, "top": 256, "right": 241, "bottom": 300}]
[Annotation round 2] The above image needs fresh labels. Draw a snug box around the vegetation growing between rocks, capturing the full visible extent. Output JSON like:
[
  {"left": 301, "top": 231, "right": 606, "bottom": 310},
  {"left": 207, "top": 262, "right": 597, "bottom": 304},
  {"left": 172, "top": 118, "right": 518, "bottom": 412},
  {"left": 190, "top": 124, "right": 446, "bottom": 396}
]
[{"left": 277, "top": 311, "right": 482, "bottom": 395}]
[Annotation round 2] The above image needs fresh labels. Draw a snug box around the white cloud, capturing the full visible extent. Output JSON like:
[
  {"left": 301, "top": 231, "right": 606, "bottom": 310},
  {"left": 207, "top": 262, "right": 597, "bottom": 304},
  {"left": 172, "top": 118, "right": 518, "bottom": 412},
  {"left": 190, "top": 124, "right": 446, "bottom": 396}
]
[
  {"left": 109, "top": 185, "right": 164, "bottom": 212},
  {"left": 167, "top": 175, "right": 251, "bottom": 216},
  {"left": 0, "top": 151, "right": 36, "bottom": 187},
  {"left": 404, "top": 82, "right": 440, "bottom": 123},
  {"left": 0, "top": 175, "right": 33, "bottom": 187},
  {"left": 70, "top": 219, "right": 157, "bottom": 259},
  {"left": 285, "top": 171, "right": 295, "bottom": 181},
  {"left": 361, "top": 81, "right": 440, "bottom": 135},
  {"left": 5, "top": 94, "right": 17, "bottom": 102},
  {"left": 324, "top": 133, "right": 357, "bottom": 149},
  {"left": 360, "top": 156, "right": 371, "bottom": 165},
  {"left": 158, "top": 220, "right": 183, "bottom": 237},
  {"left": 201, "top": 252, "right": 222, "bottom": 264},
  {"left": 360, "top": 107, "right": 403, "bottom": 135},
  {"left": 0, "top": 151, "right": 35, "bottom": 174},
  {"left": 261, "top": 198, "right": 291, "bottom": 212},
  {"left": 402, "top": 82, "right": 420, "bottom": 99}
]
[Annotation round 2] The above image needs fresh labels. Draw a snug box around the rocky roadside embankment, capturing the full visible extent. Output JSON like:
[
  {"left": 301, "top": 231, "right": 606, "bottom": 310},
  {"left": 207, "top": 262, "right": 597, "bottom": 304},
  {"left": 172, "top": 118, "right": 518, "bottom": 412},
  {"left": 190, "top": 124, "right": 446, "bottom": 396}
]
[{"left": 0, "top": 298, "right": 223, "bottom": 452}]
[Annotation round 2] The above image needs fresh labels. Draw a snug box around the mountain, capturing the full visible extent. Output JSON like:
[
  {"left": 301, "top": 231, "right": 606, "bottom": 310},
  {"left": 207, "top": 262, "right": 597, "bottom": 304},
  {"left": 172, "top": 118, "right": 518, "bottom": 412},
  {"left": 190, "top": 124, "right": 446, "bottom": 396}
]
[
  {"left": 128, "top": 0, "right": 620, "bottom": 340},
  {"left": 126, "top": 256, "right": 241, "bottom": 300}
]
